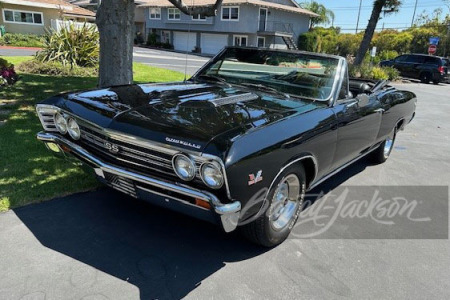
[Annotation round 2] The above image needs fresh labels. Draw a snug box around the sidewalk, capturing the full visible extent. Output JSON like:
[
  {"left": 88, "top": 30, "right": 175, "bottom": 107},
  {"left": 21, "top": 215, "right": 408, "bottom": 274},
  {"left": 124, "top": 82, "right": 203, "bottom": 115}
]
[{"left": 0, "top": 45, "right": 42, "bottom": 51}]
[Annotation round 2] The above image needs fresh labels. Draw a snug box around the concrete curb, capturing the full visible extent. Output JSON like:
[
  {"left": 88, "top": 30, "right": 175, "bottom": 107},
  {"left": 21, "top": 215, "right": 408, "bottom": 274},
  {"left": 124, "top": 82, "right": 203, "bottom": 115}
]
[{"left": 0, "top": 46, "right": 42, "bottom": 51}]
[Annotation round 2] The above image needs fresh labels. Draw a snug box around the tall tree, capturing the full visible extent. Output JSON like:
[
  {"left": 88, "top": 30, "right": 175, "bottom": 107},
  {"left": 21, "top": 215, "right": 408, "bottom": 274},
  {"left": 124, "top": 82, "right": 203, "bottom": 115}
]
[
  {"left": 300, "top": 1, "right": 335, "bottom": 29},
  {"left": 354, "top": 0, "right": 402, "bottom": 65},
  {"left": 96, "top": 0, "right": 223, "bottom": 88}
]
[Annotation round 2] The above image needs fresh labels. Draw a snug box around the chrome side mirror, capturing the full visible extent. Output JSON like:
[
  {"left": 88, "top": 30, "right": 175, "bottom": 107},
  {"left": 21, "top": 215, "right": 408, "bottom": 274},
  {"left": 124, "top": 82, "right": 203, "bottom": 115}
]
[{"left": 356, "top": 94, "right": 370, "bottom": 107}]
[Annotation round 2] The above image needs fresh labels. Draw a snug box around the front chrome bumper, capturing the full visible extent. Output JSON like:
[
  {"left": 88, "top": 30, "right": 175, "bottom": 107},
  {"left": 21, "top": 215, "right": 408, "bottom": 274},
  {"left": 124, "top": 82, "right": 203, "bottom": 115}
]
[{"left": 36, "top": 131, "right": 241, "bottom": 232}]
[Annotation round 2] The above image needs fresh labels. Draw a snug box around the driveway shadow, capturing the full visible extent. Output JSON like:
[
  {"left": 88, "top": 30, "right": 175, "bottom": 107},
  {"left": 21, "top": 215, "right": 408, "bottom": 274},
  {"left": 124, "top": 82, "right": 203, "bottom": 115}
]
[
  {"left": 14, "top": 188, "right": 267, "bottom": 299},
  {"left": 13, "top": 156, "right": 373, "bottom": 299}
]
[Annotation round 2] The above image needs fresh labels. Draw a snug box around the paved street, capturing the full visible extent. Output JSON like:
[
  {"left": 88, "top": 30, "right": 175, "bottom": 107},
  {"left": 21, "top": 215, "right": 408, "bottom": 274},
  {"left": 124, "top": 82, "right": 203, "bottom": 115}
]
[
  {"left": 0, "top": 82, "right": 449, "bottom": 299},
  {"left": 0, "top": 46, "right": 210, "bottom": 75}
]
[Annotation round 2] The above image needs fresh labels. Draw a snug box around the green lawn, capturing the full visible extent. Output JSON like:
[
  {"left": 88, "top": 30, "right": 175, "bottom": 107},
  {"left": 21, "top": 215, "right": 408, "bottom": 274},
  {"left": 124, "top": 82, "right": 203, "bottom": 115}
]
[{"left": 0, "top": 56, "right": 184, "bottom": 212}]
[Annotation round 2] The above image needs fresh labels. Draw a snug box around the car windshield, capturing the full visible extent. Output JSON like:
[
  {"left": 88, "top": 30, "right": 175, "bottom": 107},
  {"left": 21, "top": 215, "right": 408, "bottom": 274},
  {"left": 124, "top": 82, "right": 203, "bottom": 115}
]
[{"left": 195, "top": 47, "right": 341, "bottom": 101}]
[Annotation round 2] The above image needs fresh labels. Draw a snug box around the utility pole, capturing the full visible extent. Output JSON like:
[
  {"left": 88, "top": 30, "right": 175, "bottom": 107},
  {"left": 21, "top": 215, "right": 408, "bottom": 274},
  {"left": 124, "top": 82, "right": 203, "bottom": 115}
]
[
  {"left": 356, "top": 0, "right": 363, "bottom": 33},
  {"left": 411, "top": 0, "right": 418, "bottom": 27}
]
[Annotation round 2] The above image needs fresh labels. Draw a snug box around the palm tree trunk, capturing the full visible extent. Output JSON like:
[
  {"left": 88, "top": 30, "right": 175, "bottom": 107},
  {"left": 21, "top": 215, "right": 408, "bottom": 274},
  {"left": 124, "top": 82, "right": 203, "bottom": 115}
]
[
  {"left": 96, "top": 0, "right": 135, "bottom": 88},
  {"left": 354, "top": 0, "right": 385, "bottom": 65}
]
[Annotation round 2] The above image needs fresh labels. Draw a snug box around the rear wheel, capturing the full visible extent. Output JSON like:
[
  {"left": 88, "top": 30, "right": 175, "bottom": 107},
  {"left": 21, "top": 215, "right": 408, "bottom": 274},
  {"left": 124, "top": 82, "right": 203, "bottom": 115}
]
[
  {"left": 372, "top": 128, "right": 396, "bottom": 164},
  {"left": 241, "top": 165, "right": 306, "bottom": 247},
  {"left": 420, "top": 72, "right": 431, "bottom": 84},
  {"left": 433, "top": 79, "right": 440, "bottom": 85}
]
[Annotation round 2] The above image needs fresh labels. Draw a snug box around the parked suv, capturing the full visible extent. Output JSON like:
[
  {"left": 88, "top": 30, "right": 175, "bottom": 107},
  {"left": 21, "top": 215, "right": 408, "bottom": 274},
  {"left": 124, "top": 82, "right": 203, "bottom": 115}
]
[{"left": 380, "top": 54, "right": 448, "bottom": 84}]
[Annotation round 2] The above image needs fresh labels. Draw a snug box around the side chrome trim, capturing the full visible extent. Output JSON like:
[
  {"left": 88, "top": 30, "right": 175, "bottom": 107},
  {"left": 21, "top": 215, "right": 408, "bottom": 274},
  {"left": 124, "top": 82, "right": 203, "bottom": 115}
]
[
  {"left": 268, "top": 155, "right": 319, "bottom": 193},
  {"left": 255, "top": 155, "right": 318, "bottom": 220},
  {"left": 37, "top": 131, "right": 241, "bottom": 232},
  {"left": 308, "top": 146, "right": 378, "bottom": 191}
]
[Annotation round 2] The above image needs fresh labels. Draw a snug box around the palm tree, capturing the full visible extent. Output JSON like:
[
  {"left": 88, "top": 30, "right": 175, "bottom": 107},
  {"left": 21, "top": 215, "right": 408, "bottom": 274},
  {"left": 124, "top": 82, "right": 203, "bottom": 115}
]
[
  {"left": 300, "top": 1, "right": 335, "bottom": 29},
  {"left": 354, "top": 0, "right": 402, "bottom": 65}
]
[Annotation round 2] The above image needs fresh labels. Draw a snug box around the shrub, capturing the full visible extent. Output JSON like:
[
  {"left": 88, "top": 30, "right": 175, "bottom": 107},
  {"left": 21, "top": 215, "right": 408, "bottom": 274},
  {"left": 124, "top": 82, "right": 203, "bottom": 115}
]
[
  {"left": 36, "top": 23, "right": 99, "bottom": 68},
  {"left": 336, "top": 33, "right": 363, "bottom": 56},
  {"left": 16, "top": 59, "right": 97, "bottom": 77},
  {"left": 378, "top": 50, "right": 399, "bottom": 62},
  {"left": 147, "top": 32, "right": 158, "bottom": 46},
  {"left": 349, "top": 63, "right": 399, "bottom": 81},
  {"left": 0, "top": 57, "right": 19, "bottom": 86},
  {"left": 371, "top": 67, "right": 389, "bottom": 80},
  {"left": 0, "top": 33, "right": 44, "bottom": 47},
  {"left": 297, "top": 27, "right": 339, "bottom": 54},
  {"left": 382, "top": 66, "right": 400, "bottom": 81}
]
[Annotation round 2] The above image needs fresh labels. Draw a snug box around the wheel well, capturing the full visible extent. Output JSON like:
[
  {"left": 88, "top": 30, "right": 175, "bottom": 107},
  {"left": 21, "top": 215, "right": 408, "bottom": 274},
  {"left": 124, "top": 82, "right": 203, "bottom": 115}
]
[
  {"left": 396, "top": 119, "right": 405, "bottom": 131},
  {"left": 298, "top": 157, "right": 316, "bottom": 189}
]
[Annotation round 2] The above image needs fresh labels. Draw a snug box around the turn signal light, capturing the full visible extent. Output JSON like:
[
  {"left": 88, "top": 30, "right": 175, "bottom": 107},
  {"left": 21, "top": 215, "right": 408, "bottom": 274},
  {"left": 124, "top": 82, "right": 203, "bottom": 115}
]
[{"left": 195, "top": 198, "right": 211, "bottom": 210}]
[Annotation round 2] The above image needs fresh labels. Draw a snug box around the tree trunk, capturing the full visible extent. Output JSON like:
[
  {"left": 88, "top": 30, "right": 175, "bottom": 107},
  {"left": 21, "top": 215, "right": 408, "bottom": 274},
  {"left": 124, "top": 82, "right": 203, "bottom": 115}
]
[
  {"left": 354, "top": 0, "right": 385, "bottom": 65},
  {"left": 96, "top": 0, "right": 134, "bottom": 88}
]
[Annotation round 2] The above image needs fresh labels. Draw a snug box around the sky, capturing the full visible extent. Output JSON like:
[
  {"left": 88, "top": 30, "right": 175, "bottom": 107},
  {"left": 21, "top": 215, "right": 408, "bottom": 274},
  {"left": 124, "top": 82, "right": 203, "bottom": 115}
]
[{"left": 306, "top": 0, "right": 450, "bottom": 33}]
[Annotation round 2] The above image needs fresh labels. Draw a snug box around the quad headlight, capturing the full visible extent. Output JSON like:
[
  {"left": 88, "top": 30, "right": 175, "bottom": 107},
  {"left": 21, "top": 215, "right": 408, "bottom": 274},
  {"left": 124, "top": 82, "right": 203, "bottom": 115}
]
[
  {"left": 200, "top": 162, "right": 224, "bottom": 189},
  {"left": 173, "top": 154, "right": 196, "bottom": 181},
  {"left": 54, "top": 112, "right": 68, "bottom": 134},
  {"left": 67, "top": 118, "right": 81, "bottom": 140}
]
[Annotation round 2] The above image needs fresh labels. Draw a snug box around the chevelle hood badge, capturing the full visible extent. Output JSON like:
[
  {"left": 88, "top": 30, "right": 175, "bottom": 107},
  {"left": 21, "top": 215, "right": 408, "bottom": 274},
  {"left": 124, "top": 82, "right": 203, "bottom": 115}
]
[{"left": 165, "top": 137, "right": 201, "bottom": 149}]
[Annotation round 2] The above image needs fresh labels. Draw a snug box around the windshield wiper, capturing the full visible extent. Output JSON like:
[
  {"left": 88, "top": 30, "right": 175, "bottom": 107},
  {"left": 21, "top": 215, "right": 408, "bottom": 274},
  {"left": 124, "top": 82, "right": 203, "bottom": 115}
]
[
  {"left": 238, "top": 83, "right": 290, "bottom": 99},
  {"left": 196, "top": 74, "right": 226, "bottom": 82}
]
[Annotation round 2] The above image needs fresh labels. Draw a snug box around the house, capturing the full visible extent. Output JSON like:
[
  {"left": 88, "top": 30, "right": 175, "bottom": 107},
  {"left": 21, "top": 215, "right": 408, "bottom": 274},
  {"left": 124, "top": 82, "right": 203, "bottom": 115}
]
[
  {"left": 0, "top": 0, "right": 95, "bottom": 35},
  {"left": 139, "top": 0, "right": 317, "bottom": 55},
  {"left": 69, "top": 0, "right": 149, "bottom": 43}
]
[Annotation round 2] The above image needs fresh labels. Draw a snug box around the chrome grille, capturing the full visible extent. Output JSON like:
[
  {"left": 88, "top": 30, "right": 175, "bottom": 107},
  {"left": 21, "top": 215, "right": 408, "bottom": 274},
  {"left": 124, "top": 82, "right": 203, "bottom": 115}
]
[{"left": 79, "top": 125, "right": 204, "bottom": 181}]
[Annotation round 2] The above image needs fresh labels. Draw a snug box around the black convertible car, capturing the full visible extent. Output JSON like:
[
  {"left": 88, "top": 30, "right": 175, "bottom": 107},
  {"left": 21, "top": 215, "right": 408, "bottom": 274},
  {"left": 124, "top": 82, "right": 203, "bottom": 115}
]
[{"left": 36, "top": 47, "right": 416, "bottom": 246}]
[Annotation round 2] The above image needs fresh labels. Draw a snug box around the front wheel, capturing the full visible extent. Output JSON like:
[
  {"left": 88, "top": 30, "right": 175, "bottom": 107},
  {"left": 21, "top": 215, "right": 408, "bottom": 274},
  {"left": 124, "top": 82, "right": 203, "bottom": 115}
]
[
  {"left": 241, "top": 165, "right": 306, "bottom": 247},
  {"left": 372, "top": 128, "right": 396, "bottom": 164}
]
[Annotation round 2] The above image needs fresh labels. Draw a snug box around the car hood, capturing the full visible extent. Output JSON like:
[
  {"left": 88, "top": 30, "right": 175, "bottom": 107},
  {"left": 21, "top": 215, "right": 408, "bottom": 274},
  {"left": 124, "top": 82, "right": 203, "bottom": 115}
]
[{"left": 58, "top": 81, "right": 321, "bottom": 155}]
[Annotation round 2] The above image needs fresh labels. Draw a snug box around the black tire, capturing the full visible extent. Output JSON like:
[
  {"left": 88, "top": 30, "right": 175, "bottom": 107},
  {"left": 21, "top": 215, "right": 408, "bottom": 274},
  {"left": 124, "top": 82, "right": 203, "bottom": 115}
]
[
  {"left": 372, "top": 128, "right": 396, "bottom": 164},
  {"left": 420, "top": 72, "right": 431, "bottom": 84},
  {"left": 240, "top": 164, "right": 306, "bottom": 247},
  {"left": 433, "top": 79, "right": 440, "bottom": 85}
]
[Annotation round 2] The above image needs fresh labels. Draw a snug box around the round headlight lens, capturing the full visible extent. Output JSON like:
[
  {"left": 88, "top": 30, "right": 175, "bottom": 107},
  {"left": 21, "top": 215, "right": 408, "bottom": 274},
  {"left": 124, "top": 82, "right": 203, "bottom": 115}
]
[
  {"left": 201, "top": 163, "right": 224, "bottom": 189},
  {"left": 54, "top": 113, "right": 67, "bottom": 134},
  {"left": 67, "top": 118, "right": 81, "bottom": 140},
  {"left": 173, "top": 154, "right": 196, "bottom": 181}
]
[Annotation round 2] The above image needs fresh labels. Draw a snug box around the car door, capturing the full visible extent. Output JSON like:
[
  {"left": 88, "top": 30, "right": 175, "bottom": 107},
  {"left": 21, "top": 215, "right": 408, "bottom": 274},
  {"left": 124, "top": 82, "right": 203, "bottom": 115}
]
[
  {"left": 331, "top": 86, "right": 383, "bottom": 170},
  {"left": 392, "top": 55, "right": 409, "bottom": 75},
  {"left": 404, "top": 55, "right": 424, "bottom": 79}
]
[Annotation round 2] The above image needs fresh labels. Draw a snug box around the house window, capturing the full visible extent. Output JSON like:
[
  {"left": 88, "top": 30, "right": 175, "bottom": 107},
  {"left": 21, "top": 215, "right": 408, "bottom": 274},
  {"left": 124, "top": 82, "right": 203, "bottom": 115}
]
[
  {"left": 192, "top": 14, "right": 206, "bottom": 21},
  {"left": 168, "top": 8, "right": 181, "bottom": 20},
  {"left": 2, "top": 9, "right": 43, "bottom": 25},
  {"left": 149, "top": 8, "right": 161, "bottom": 20},
  {"left": 234, "top": 35, "right": 247, "bottom": 46},
  {"left": 222, "top": 7, "right": 239, "bottom": 21}
]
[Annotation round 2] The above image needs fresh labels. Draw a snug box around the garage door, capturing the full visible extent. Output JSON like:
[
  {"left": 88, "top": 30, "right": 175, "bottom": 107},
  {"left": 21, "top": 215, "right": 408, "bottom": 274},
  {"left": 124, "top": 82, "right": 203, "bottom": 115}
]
[
  {"left": 173, "top": 32, "right": 197, "bottom": 52},
  {"left": 201, "top": 33, "right": 228, "bottom": 55}
]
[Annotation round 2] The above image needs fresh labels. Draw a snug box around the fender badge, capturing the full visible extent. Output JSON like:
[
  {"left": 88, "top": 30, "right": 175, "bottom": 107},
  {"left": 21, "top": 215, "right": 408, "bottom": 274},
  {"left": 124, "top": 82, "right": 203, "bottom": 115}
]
[{"left": 248, "top": 170, "right": 263, "bottom": 186}]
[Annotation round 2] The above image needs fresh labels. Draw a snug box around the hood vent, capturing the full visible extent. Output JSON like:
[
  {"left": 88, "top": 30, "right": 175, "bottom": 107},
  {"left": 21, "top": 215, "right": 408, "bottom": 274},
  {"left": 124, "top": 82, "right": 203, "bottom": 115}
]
[{"left": 210, "top": 93, "right": 259, "bottom": 107}]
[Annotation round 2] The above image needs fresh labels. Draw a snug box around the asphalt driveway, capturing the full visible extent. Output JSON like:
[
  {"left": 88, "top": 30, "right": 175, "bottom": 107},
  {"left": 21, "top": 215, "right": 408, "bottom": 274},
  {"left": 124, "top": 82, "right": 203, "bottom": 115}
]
[{"left": 0, "top": 83, "right": 449, "bottom": 299}]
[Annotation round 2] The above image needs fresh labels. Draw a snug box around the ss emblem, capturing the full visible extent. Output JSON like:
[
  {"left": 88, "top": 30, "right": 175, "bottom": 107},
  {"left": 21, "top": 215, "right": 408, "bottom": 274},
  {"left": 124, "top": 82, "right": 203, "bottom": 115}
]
[{"left": 105, "top": 142, "right": 120, "bottom": 154}]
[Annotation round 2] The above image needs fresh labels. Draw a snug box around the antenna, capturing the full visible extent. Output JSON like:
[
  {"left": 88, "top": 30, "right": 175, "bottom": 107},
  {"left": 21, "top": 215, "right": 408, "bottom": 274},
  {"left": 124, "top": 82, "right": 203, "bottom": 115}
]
[{"left": 183, "top": 0, "right": 194, "bottom": 82}]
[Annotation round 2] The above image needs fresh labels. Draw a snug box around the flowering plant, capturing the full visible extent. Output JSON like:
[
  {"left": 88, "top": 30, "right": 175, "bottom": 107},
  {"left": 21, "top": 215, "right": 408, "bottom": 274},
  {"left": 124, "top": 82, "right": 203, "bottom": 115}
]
[{"left": 0, "top": 58, "right": 18, "bottom": 86}]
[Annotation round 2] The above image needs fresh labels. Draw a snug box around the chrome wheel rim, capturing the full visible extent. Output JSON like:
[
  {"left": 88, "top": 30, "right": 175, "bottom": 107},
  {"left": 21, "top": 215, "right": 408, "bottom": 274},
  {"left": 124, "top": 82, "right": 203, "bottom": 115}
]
[
  {"left": 383, "top": 131, "right": 395, "bottom": 158},
  {"left": 269, "top": 174, "right": 301, "bottom": 231}
]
